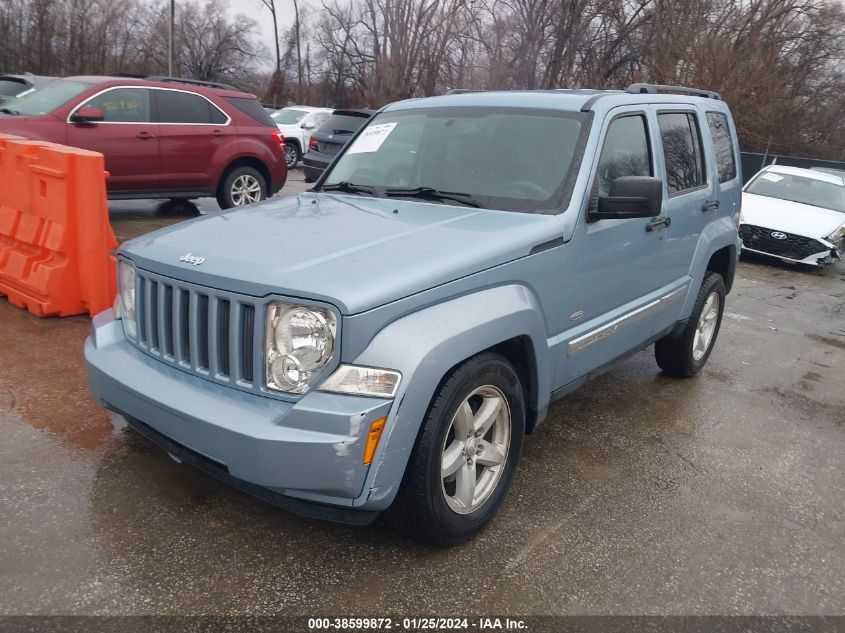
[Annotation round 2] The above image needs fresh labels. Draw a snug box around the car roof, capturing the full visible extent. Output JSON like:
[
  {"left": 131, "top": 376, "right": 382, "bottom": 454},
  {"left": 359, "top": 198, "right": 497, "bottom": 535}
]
[
  {"left": 384, "top": 89, "right": 726, "bottom": 115},
  {"left": 765, "top": 164, "right": 844, "bottom": 186},
  {"left": 63, "top": 75, "right": 256, "bottom": 99}
]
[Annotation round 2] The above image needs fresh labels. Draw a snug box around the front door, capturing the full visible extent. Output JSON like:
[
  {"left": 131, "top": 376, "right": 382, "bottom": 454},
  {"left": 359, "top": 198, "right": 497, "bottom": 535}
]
[
  {"left": 66, "top": 86, "right": 159, "bottom": 192},
  {"left": 556, "top": 108, "right": 668, "bottom": 388}
]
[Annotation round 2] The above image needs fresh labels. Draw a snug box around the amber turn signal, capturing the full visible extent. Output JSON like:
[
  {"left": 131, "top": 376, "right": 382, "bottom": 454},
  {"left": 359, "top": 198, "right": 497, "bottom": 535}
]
[{"left": 363, "top": 416, "right": 387, "bottom": 464}]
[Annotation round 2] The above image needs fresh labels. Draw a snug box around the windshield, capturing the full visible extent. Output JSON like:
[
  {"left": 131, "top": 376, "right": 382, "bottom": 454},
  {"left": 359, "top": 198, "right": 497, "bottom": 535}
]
[
  {"left": 746, "top": 171, "right": 845, "bottom": 213},
  {"left": 0, "top": 79, "right": 91, "bottom": 116},
  {"left": 272, "top": 108, "right": 308, "bottom": 125},
  {"left": 321, "top": 106, "right": 588, "bottom": 213}
]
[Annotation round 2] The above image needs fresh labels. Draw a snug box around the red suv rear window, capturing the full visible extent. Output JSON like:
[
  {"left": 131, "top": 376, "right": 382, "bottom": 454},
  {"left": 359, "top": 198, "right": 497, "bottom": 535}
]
[{"left": 224, "top": 97, "right": 276, "bottom": 127}]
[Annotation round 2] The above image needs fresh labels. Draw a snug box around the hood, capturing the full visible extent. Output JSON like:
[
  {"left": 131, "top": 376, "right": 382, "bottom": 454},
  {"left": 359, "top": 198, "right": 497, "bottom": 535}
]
[
  {"left": 121, "top": 192, "right": 563, "bottom": 314},
  {"left": 741, "top": 192, "right": 845, "bottom": 240}
]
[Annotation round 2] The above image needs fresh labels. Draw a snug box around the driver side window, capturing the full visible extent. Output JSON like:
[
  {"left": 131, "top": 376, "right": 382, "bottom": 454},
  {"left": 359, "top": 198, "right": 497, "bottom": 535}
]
[{"left": 594, "top": 115, "right": 652, "bottom": 198}]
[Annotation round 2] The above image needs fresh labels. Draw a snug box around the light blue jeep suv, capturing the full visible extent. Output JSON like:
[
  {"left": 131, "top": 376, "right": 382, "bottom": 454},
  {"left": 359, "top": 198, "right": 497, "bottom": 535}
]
[{"left": 85, "top": 84, "right": 742, "bottom": 545}]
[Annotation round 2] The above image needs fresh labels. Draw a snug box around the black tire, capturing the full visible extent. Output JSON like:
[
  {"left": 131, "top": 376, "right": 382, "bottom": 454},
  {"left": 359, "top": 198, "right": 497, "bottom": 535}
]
[
  {"left": 284, "top": 142, "right": 301, "bottom": 169},
  {"left": 655, "top": 271, "right": 726, "bottom": 377},
  {"left": 216, "top": 166, "right": 267, "bottom": 210},
  {"left": 392, "top": 353, "right": 525, "bottom": 546}
]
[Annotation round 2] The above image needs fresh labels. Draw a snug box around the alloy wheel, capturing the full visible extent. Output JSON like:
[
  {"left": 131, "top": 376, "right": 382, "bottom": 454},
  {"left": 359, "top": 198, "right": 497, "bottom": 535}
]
[
  {"left": 230, "top": 174, "right": 262, "bottom": 206},
  {"left": 284, "top": 144, "right": 298, "bottom": 168},
  {"left": 440, "top": 385, "right": 511, "bottom": 514},
  {"left": 693, "top": 291, "right": 720, "bottom": 361}
]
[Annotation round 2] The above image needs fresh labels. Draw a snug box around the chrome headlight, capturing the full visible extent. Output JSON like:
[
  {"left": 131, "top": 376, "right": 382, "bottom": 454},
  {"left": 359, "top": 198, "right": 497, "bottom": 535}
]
[
  {"left": 265, "top": 302, "right": 337, "bottom": 394},
  {"left": 117, "top": 259, "right": 137, "bottom": 339}
]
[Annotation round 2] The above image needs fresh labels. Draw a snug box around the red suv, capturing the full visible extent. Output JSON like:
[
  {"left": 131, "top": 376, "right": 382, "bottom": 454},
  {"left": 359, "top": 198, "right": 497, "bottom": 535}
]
[{"left": 0, "top": 76, "right": 286, "bottom": 209}]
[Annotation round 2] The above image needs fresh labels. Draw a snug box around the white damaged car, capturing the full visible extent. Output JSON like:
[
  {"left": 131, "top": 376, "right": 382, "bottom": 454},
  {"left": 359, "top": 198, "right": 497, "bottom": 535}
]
[{"left": 740, "top": 165, "right": 845, "bottom": 267}]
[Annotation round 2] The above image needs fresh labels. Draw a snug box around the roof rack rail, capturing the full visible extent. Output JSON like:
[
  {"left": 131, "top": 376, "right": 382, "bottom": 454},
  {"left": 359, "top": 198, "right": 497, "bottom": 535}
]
[
  {"left": 145, "top": 76, "right": 239, "bottom": 92},
  {"left": 444, "top": 89, "right": 486, "bottom": 95},
  {"left": 626, "top": 83, "right": 720, "bottom": 100}
]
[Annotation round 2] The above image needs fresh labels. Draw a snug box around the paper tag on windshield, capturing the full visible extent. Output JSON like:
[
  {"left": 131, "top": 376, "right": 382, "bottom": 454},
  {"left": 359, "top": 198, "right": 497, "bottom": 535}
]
[
  {"left": 346, "top": 122, "right": 398, "bottom": 154},
  {"left": 761, "top": 173, "right": 784, "bottom": 182}
]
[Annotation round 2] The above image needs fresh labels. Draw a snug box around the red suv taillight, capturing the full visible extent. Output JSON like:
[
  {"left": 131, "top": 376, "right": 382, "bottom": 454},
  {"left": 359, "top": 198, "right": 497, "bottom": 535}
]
[
  {"left": 309, "top": 137, "right": 318, "bottom": 151},
  {"left": 272, "top": 130, "right": 284, "bottom": 149}
]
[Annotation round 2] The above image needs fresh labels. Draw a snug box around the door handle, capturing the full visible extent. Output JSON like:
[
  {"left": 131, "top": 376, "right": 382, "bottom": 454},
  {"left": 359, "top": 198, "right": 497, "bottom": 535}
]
[
  {"left": 646, "top": 216, "right": 671, "bottom": 232},
  {"left": 211, "top": 129, "right": 224, "bottom": 137},
  {"left": 702, "top": 199, "right": 720, "bottom": 212},
  {"left": 136, "top": 131, "right": 155, "bottom": 140}
]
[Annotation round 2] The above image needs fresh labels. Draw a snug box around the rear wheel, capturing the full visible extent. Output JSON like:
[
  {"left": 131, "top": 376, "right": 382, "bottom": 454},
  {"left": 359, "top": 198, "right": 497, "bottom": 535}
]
[
  {"left": 655, "top": 272, "right": 726, "bottom": 377},
  {"left": 393, "top": 353, "right": 525, "bottom": 546},
  {"left": 284, "top": 142, "right": 301, "bottom": 169},
  {"left": 217, "top": 166, "right": 267, "bottom": 210}
]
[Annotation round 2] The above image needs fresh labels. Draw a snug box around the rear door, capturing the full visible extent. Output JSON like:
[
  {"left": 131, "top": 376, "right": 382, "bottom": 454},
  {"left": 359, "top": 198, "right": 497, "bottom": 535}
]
[
  {"left": 650, "top": 107, "right": 714, "bottom": 333},
  {"left": 153, "top": 88, "right": 232, "bottom": 193},
  {"left": 66, "top": 86, "right": 159, "bottom": 192}
]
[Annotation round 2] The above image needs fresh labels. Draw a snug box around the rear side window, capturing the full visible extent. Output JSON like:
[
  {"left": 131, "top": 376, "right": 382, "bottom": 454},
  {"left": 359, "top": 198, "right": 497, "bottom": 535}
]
[
  {"left": 594, "top": 115, "right": 652, "bottom": 197},
  {"left": 312, "top": 112, "right": 330, "bottom": 127},
  {"left": 156, "top": 90, "right": 227, "bottom": 124},
  {"left": 81, "top": 88, "right": 151, "bottom": 123},
  {"left": 658, "top": 112, "right": 705, "bottom": 194},
  {"left": 0, "top": 79, "right": 27, "bottom": 97},
  {"left": 706, "top": 112, "right": 737, "bottom": 183},
  {"left": 224, "top": 97, "right": 276, "bottom": 126}
]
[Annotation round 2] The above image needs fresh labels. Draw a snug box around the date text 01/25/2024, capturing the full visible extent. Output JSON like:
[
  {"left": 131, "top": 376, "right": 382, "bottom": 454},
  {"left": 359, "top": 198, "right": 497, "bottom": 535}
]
[{"left": 307, "top": 617, "right": 528, "bottom": 630}]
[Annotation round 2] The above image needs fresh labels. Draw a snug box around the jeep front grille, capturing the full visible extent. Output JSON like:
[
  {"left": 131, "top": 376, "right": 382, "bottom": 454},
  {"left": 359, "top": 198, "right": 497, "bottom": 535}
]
[
  {"left": 133, "top": 269, "right": 260, "bottom": 393},
  {"left": 739, "top": 224, "right": 827, "bottom": 261}
]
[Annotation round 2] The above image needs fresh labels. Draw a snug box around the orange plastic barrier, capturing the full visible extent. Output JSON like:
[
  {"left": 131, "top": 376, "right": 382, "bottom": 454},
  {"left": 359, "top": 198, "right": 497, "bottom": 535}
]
[{"left": 0, "top": 133, "right": 116, "bottom": 317}]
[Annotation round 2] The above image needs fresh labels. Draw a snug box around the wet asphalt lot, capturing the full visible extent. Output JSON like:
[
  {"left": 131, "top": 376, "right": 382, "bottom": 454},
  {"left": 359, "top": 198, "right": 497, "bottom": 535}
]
[{"left": 1, "top": 169, "right": 843, "bottom": 616}]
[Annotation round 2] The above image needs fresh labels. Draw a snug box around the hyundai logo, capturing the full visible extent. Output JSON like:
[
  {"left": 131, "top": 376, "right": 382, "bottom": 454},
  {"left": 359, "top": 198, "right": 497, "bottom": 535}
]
[
  {"left": 770, "top": 231, "right": 788, "bottom": 240},
  {"left": 178, "top": 253, "right": 206, "bottom": 266}
]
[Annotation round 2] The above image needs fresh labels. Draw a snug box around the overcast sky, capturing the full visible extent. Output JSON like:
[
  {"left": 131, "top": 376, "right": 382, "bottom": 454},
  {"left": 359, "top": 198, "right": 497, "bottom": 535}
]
[{"left": 226, "top": 0, "right": 316, "bottom": 67}]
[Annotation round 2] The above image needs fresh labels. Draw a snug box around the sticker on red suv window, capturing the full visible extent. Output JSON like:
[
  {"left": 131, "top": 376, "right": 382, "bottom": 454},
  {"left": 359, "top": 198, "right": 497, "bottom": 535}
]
[{"left": 346, "top": 122, "right": 397, "bottom": 154}]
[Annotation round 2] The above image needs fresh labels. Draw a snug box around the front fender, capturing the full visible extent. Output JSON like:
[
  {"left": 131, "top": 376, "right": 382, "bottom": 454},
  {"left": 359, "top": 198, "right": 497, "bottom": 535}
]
[{"left": 350, "top": 284, "right": 550, "bottom": 510}]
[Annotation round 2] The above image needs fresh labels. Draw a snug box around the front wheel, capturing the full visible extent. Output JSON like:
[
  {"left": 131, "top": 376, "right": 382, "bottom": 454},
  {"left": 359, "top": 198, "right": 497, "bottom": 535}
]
[
  {"left": 655, "top": 271, "right": 726, "bottom": 377},
  {"left": 217, "top": 166, "right": 267, "bottom": 210},
  {"left": 393, "top": 353, "right": 525, "bottom": 546}
]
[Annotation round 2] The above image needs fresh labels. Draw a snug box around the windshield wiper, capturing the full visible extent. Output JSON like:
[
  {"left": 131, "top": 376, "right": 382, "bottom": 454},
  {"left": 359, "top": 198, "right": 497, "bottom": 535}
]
[
  {"left": 0, "top": 108, "right": 20, "bottom": 115},
  {"left": 384, "top": 186, "right": 481, "bottom": 208},
  {"left": 320, "top": 181, "right": 376, "bottom": 196}
]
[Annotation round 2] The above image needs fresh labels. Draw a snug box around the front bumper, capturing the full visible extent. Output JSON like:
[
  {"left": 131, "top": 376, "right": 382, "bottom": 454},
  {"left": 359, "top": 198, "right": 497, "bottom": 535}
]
[
  {"left": 738, "top": 223, "right": 840, "bottom": 267},
  {"left": 740, "top": 243, "right": 837, "bottom": 267},
  {"left": 85, "top": 311, "right": 393, "bottom": 521}
]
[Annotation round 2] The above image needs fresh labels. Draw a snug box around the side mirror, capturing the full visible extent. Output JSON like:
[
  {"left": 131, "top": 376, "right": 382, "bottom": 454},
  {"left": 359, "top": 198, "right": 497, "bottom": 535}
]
[
  {"left": 590, "top": 176, "right": 663, "bottom": 221},
  {"left": 301, "top": 121, "right": 316, "bottom": 130},
  {"left": 70, "top": 107, "right": 105, "bottom": 123}
]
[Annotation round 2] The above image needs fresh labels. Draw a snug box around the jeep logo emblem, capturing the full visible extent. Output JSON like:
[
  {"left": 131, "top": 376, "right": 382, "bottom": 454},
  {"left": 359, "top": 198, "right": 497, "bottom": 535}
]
[
  {"left": 179, "top": 253, "right": 206, "bottom": 266},
  {"left": 770, "top": 231, "right": 788, "bottom": 240}
]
